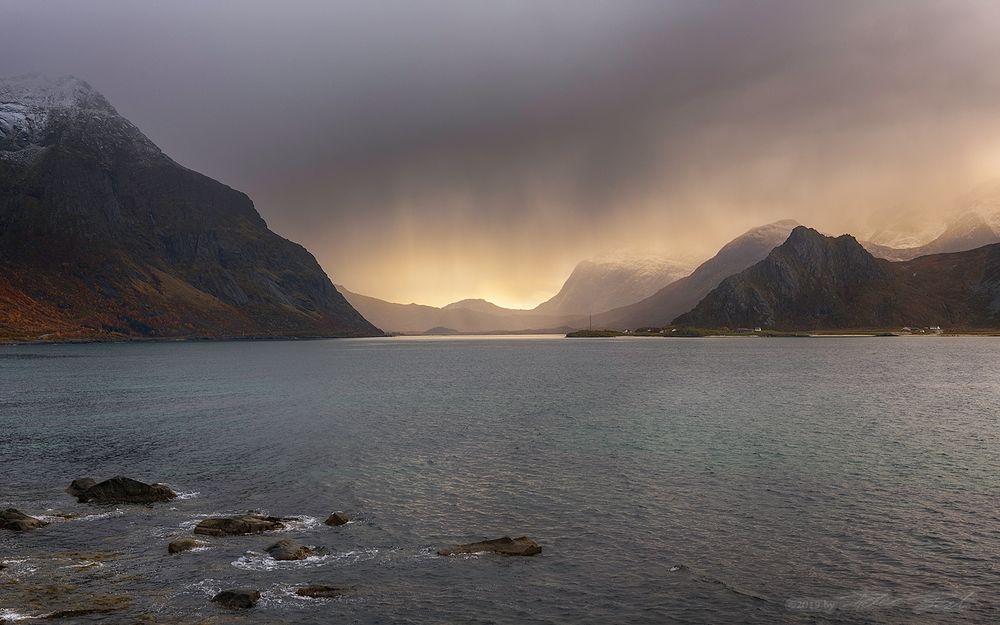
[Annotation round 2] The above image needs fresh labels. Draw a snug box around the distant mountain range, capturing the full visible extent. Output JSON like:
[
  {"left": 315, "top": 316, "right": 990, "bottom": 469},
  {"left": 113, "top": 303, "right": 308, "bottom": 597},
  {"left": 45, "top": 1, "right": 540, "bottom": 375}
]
[
  {"left": 339, "top": 255, "right": 691, "bottom": 333},
  {"left": 337, "top": 286, "right": 580, "bottom": 334},
  {"left": 589, "top": 220, "right": 802, "bottom": 329},
  {"left": 0, "top": 75, "right": 379, "bottom": 341},
  {"left": 675, "top": 226, "right": 1000, "bottom": 329}
]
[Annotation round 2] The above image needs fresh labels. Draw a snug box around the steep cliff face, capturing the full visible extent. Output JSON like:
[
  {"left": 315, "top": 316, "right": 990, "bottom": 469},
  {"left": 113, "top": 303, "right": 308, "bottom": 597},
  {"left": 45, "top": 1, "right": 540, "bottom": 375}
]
[
  {"left": 674, "top": 226, "right": 1000, "bottom": 329},
  {"left": 0, "top": 75, "right": 380, "bottom": 340}
]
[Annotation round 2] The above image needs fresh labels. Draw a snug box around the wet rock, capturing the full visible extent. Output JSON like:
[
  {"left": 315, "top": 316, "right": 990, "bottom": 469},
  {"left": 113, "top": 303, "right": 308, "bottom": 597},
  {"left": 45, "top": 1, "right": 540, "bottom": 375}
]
[
  {"left": 168, "top": 537, "right": 207, "bottom": 554},
  {"left": 71, "top": 476, "right": 176, "bottom": 504},
  {"left": 295, "top": 585, "right": 344, "bottom": 598},
  {"left": 438, "top": 536, "right": 542, "bottom": 556},
  {"left": 0, "top": 508, "right": 48, "bottom": 532},
  {"left": 265, "top": 538, "right": 314, "bottom": 561},
  {"left": 211, "top": 588, "right": 260, "bottom": 609},
  {"left": 65, "top": 478, "right": 97, "bottom": 498},
  {"left": 194, "top": 515, "right": 285, "bottom": 537},
  {"left": 324, "top": 512, "right": 350, "bottom": 526}
]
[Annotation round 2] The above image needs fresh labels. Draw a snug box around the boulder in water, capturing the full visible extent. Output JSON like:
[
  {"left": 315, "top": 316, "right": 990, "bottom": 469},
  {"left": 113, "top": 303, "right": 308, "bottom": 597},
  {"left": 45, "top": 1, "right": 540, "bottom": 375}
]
[
  {"left": 324, "top": 512, "right": 350, "bottom": 526},
  {"left": 168, "top": 537, "right": 207, "bottom": 554},
  {"left": 211, "top": 588, "right": 260, "bottom": 609},
  {"left": 65, "top": 478, "right": 97, "bottom": 498},
  {"left": 438, "top": 536, "right": 542, "bottom": 557},
  {"left": 0, "top": 508, "right": 48, "bottom": 532},
  {"left": 265, "top": 538, "right": 314, "bottom": 561},
  {"left": 70, "top": 476, "right": 176, "bottom": 504},
  {"left": 194, "top": 515, "right": 285, "bottom": 536},
  {"left": 295, "top": 585, "right": 344, "bottom": 598}
]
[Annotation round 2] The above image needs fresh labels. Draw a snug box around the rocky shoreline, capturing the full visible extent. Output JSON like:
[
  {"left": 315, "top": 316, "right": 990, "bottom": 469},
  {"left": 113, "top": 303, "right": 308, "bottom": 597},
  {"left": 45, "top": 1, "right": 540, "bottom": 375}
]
[{"left": 1, "top": 476, "right": 541, "bottom": 620}]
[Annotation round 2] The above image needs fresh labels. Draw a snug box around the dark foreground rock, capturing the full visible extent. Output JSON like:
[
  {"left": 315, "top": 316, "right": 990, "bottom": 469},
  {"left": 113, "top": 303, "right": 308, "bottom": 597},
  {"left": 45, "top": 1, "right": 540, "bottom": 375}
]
[
  {"left": 324, "top": 512, "right": 350, "bottom": 526},
  {"left": 65, "top": 478, "right": 97, "bottom": 498},
  {"left": 70, "top": 476, "right": 176, "bottom": 504},
  {"left": 212, "top": 588, "right": 260, "bottom": 609},
  {"left": 266, "top": 539, "right": 314, "bottom": 561},
  {"left": 295, "top": 585, "right": 345, "bottom": 598},
  {"left": 438, "top": 536, "right": 542, "bottom": 556},
  {"left": 194, "top": 515, "right": 285, "bottom": 536},
  {"left": 1, "top": 508, "right": 48, "bottom": 532},
  {"left": 168, "top": 537, "right": 207, "bottom": 554}
]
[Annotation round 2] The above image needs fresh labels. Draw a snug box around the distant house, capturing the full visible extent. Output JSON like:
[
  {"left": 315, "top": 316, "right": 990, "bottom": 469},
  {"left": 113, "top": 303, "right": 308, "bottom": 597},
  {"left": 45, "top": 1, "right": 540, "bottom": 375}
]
[
  {"left": 735, "top": 327, "right": 754, "bottom": 334},
  {"left": 929, "top": 326, "right": 943, "bottom": 335}
]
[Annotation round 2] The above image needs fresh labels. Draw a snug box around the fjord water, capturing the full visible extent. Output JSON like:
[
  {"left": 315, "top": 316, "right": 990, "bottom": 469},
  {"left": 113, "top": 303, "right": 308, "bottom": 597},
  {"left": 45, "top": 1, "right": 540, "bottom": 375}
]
[{"left": 1, "top": 336, "right": 997, "bottom": 623}]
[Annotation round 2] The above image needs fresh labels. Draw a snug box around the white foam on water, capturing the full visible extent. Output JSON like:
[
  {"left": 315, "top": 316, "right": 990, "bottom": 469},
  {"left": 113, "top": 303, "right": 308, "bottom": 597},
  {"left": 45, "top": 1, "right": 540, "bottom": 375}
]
[
  {"left": 179, "top": 513, "right": 320, "bottom": 533},
  {"left": 72, "top": 509, "right": 126, "bottom": 522},
  {"left": 187, "top": 578, "right": 223, "bottom": 599},
  {"left": 175, "top": 491, "right": 200, "bottom": 500},
  {"left": 0, "top": 609, "right": 40, "bottom": 621},
  {"left": 231, "top": 547, "right": 382, "bottom": 571},
  {"left": 59, "top": 560, "right": 104, "bottom": 570}
]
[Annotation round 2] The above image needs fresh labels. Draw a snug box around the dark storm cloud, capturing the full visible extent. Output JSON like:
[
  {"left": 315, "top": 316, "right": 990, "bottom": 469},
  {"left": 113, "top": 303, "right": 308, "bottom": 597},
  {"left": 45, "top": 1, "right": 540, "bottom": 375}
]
[{"left": 3, "top": 1, "right": 1000, "bottom": 306}]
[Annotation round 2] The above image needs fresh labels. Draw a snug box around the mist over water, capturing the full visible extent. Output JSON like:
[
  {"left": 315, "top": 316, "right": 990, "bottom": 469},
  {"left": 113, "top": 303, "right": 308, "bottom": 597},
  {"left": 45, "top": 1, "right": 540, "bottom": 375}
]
[{"left": 1, "top": 337, "right": 997, "bottom": 623}]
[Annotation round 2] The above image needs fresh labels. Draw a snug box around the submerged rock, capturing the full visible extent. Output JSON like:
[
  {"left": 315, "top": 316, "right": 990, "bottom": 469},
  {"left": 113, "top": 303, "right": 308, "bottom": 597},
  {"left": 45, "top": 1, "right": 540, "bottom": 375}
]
[
  {"left": 194, "top": 515, "right": 285, "bottom": 537},
  {"left": 324, "top": 512, "right": 350, "bottom": 526},
  {"left": 295, "top": 585, "right": 344, "bottom": 598},
  {"left": 438, "top": 536, "right": 542, "bottom": 557},
  {"left": 212, "top": 588, "right": 260, "bottom": 609},
  {"left": 65, "top": 478, "right": 97, "bottom": 498},
  {"left": 265, "top": 538, "right": 314, "bottom": 561},
  {"left": 168, "top": 537, "right": 207, "bottom": 554},
  {"left": 70, "top": 476, "right": 176, "bottom": 504},
  {"left": 0, "top": 508, "right": 48, "bottom": 532}
]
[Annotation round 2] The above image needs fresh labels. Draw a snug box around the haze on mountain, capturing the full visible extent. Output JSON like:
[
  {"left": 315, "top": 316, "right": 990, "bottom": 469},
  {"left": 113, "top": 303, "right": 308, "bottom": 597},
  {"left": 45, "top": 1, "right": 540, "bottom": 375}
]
[
  {"left": 589, "top": 220, "right": 801, "bottom": 330},
  {"left": 675, "top": 226, "right": 1000, "bottom": 330},
  {"left": 339, "top": 254, "right": 691, "bottom": 333},
  {"left": 0, "top": 75, "right": 379, "bottom": 341}
]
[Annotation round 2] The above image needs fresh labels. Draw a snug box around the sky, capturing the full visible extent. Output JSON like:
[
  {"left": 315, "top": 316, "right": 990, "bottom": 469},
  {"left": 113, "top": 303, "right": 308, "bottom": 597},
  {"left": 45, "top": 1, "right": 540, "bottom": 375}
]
[{"left": 4, "top": 0, "right": 1000, "bottom": 308}]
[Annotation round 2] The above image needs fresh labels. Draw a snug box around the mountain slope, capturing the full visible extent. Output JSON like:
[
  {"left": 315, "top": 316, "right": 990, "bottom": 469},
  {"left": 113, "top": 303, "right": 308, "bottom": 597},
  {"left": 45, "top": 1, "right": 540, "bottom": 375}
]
[
  {"left": 0, "top": 74, "right": 380, "bottom": 340},
  {"left": 590, "top": 220, "right": 800, "bottom": 329},
  {"left": 532, "top": 256, "right": 692, "bottom": 317},
  {"left": 675, "top": 226, "right": 1000, "bottom": 329}
]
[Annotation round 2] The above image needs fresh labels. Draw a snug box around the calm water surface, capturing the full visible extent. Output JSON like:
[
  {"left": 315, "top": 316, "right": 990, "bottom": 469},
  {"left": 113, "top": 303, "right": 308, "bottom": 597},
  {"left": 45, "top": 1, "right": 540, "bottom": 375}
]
[{"left": 1, "top": 336, "right": 998, "bottom": 623}]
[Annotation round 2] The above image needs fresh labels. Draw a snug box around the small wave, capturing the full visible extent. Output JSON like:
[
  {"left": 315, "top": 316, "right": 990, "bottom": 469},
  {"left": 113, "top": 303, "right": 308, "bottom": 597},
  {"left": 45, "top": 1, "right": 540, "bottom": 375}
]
[
  {"left": 0, "top": 609, "right": 40, "bottom": 622},
  {"left": 175, "top": 491, "right": 200, "bottom": 500},
  {"left": 187, "top": 578, "right": 223, "bottom": 599},
  {"left": 231, "top": 547, "right": 381, "bottom": 571},
  {"left": 59, "top": 560, "right": 104, "bottom": 570},
  {"left": 38, "top": 509, "right": 127, "bottom": 523}
]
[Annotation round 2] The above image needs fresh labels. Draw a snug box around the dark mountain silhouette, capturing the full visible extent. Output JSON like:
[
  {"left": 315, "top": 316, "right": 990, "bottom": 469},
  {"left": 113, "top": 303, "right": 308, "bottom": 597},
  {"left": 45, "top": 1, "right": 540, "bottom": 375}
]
[{"left": 674, "top": 226, "right": 1000, "bottom": 329}]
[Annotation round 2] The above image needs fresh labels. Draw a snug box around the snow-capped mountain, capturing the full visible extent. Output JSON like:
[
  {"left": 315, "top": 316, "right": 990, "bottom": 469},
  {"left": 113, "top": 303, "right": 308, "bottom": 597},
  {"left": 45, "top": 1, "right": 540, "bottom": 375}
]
[
  {"left": 531, "top": 255, "right": 693, "bottom": 317},
  {"left": 0, "top": 74, "right": 379, "bottom": 340}
]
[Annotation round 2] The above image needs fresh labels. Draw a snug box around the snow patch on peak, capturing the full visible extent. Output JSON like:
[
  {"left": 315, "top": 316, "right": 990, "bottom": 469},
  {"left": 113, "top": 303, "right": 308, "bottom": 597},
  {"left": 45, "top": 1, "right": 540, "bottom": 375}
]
[
  {"left": 0, "top": 74, "right": 116, "bottom": 147},
  {"left": 0, "top": 74, "right": 107, "bottom": 110}
]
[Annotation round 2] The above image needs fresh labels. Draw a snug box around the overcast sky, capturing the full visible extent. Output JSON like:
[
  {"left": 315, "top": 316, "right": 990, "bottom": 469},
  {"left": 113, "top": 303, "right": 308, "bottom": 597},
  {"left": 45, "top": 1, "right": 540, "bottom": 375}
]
[{"left": 4, "top": 0, "right": 1000, "bottom": 307}]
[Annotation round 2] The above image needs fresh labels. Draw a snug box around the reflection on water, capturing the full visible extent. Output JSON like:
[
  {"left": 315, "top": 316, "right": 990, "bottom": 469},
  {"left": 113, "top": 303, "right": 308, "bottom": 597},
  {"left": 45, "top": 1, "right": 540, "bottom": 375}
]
[{"left": 1, "top": 336, "right": 998, "bottom": 623}]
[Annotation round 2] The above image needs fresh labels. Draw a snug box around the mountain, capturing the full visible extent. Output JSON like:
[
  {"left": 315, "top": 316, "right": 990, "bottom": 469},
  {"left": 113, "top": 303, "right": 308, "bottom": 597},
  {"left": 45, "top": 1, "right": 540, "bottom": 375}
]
[
  {"left": 589, "top": 220, "right": 801, "bottom": 329},
  {"left": 441, "top": 299, "right": 514, "bottom": 315},
  {"left": 674, "top": 226, "right": 1000, "bottom": 329},
  {"left": 864, "top": 183, "right": 1000, "bottom": 261},
  {"left": 337, "top": 286, "right": 582, "bottom": 333},
  {"left": 0, "top": 74, "right": 380, "bottom": 341},
  {"left": 531, "top": 255, "right": 692, "bottom": 317}
]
